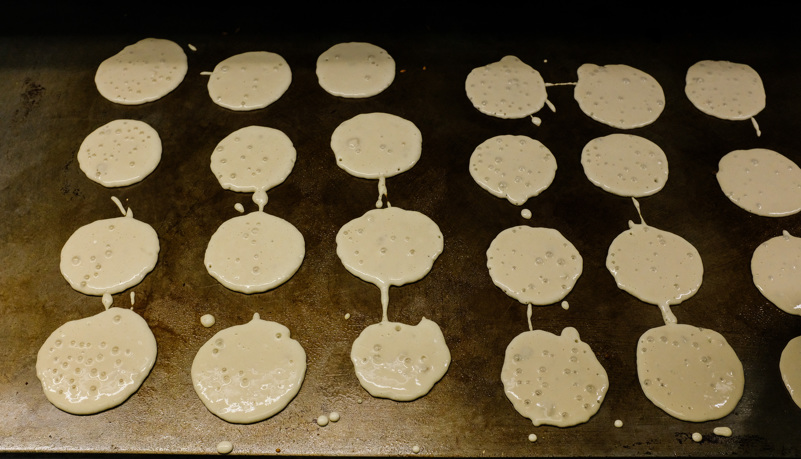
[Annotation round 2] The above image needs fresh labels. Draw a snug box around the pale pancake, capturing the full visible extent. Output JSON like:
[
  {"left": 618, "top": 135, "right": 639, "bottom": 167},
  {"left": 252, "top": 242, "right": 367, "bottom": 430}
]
[
  {"left": 95, "top": 38, "right": 187, "bottom": 105},
  {"left": 487, "top": 226, "right": 582, "bottom": 306},
  {"left": 606, "top": 214, "right": 703, "bottom": 325},
  {"left": 207, "top": 51, "right": 291, "bottom": 111},
  {"left": 469, "top": 135, "right": 557, "bottom": 205},
  {"left": 581, "top": 133, "right": 668, "bottom": 197},
  {"left": 574, "top": 63, "right": 665, "bottom": 129},
  {"left": 501, "top": 327, "right": 608, "bottom": 427},
  {"left": 751, "top": 231, "right": 801, "bottom": 315},
  {"left": 204, "top": 212, "right": 305, "bottom": 294},
  {"left": 637, "top": 324, "right": 744, "bottom": 422},
  {"left": 192, "top": 314, "right": 306, "bottom": 424},
  {"left": 60, "top": 213, "right": 159, "bottom": 296},
  {"left": 36, "top": 307, "right": 157, "bottom": 414},
  {"left": 780, "top": 336, "right": 801, "bottom": 409},
  {"left": 77, "top": 119, "right": 161, "bottom": 188},
  {"left": 716, "top": 148, "right": 801, "bottom": 217},
  {"left": 330, "top": 112, "right": 421, "bottom": 179},
  {"left": 210, "top": 126, "right": 296, "bottom": 194},
  {"left": 685, "top": 60, "right": 765, "bottom": 120},
  {"left": 351, "top": 318, "right": 450, "bottom": 401},
  {"left": 465, "top": 55, "right": 548, "bottom": 119},
  {"left": 316, "top": 42, "right": 395, "bottom": 98}
]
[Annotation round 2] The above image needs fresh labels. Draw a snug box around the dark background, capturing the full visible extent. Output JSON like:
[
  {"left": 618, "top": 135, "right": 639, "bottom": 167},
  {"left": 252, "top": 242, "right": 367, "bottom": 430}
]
[{"left": 2, "top": 3, "right": 800, "bottom": 457}]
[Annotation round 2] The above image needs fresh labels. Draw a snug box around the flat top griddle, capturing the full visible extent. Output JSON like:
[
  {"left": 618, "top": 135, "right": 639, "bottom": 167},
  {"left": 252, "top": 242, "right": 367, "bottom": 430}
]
[{"left": 2, "top": 7, "right": 801, "bottom": 456}]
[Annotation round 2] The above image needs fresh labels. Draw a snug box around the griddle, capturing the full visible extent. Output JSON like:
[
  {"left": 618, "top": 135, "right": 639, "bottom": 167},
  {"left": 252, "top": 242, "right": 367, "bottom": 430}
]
[{"left": 2, "top": 6, "right": 801, "bottom": 457}]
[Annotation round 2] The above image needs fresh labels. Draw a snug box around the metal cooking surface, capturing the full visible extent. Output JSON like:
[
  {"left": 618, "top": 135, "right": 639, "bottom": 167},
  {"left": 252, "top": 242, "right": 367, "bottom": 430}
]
[{"left": 2, "top": 8, "right": 801, "bottom": 457}]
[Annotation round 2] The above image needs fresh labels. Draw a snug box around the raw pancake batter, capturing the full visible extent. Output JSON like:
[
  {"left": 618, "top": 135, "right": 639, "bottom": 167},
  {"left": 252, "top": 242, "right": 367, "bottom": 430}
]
[
  {"left": 351, "top": 318, "right": 450, "bottom": 401},
  {"left": 60, "top": 200, "right": 159, "bottom": 297},
  {"left": 751, "top": 230, "right": 801, "bottom": 315},
  {"left": 330, "top": 113, "right": 422, "bottom": 208},
  {"left": 77, "top": 119, "right": 162, "bottom": 187},
  {"left": 469, "top": 135, "right": 557, "bottom": 206},
  {"left": 487, "top": 226, "right": 583, "bottom": 306},
  {"left": 501, "top": 326, "right": 608, "bottom": 427},
  {"left": 685, "top": 60, "right": 765, "bottom": 135},
  {"left": 95, "top": 38, "right": 187, "bottom": 105},
  {"left": 465, "top": 55, "right": 548, "bottom": 119},
  {"left": 191, "top": 313, "right": 306, "bottom": 423},
  {"left": 581, "top": 133, "right": 668, "bottom": 197},
  {"left": 210, "top": 125, "right": 297, "bottom": 211},
  {"left": 204, "top": 211, "right": 305, "bottom": 294},
  {"left": 780, "top": 336, "right": 801, "bottom": 409},
  {"left": 207, "top": 51, "right": 291, "bottom": 111},
  {"left": 716, "top": 148, "right": 801, "bottom": 217},
  {"left": 36, "top": 307, "right": 157, "bottom": 414},
  {"left": 336, "top": 207, "right": 443, "bottom": 322},
  {"left": 574, "top": 63, "right": 665, "bottom": 129},
  {"left": 637, "top": 324, "right": 744, "bottom": 422},
  {"left": 316, "top": 42, "right": 395, "bottom": 98},
  {"left": 606, "top": 200, "right": 703, "bottom": 325}
]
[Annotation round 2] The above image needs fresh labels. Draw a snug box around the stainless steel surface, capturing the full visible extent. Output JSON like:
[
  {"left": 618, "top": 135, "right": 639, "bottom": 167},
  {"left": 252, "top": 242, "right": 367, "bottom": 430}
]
[{"left": 2, "top": 7, "right": 801, "bottom": 456}]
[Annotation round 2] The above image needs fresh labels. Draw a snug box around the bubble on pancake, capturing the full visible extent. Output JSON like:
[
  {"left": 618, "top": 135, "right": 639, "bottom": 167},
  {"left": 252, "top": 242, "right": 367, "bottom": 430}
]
[
  {"left": 77, "top": 119, "right": 162, "bottom": 188},
  {"left": 685, "top": 60, "right": 765, "bottom": 121},
  {"left": 780, "top": 336, "right": 801, "bottom": 409},
  {"left": 36, "top": 307, "right": 157, "bottom": 414},
  {"left": 191, "top": 313, "right": 306, "bottom": 424},
  {"left": 574, "top": 63, "right": 665, "bottom": 129},
  {"left": 60, "top": 205, "right": 159, "bottom": 297},
  {"left": 469, "top": 135, "right": 557, "bottom": 206},
  {"left": 606, "top": 200, "right": 703, "bottom": 325},
  {"left": 637, "top": 324, "right": 744, "bottom": 422},
  {"left": 581, "top": 133, "right": 668, "bottom": 197},
  {"left": 501, "top": 327, "right": 608, "bottom": 427},
  {"left": 204, "top": 211, "right": 305, "bottom": 294},
  {"left": 207, "top": 51, "right": 291, "bottom": 111},
  {"left": 210, "top": 125, "right": 296, "bottom": 210},
  {"left": 336, "top": 207, "right": 443, "bottom": 320},
  {"left": 465, "top": 55, "right": 548, "bottom": 119},
  {"left": 751, "top": 230, "right": 801, "bottom": 315},
  {"left": 487, "top": 226, "right": 583, "bottom": 306},
  {"left": 716, "top": 148, "right": 801, "bottom": 217},
  {"left": 95, "top": 38, "right": 187, "bottom": 105},
  {"left": 351, "top": 318, "right": 450, "bottom": 401},
  {"left": 316, "top": 42, "right": 395, "bottom": 98}
]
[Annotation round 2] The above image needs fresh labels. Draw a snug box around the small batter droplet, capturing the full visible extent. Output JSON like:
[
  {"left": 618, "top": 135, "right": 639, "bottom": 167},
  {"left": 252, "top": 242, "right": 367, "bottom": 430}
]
[
  {"left": 200, "top": 314, "right": 216, "bottom": 328},
  {"left": 217, "top": 440, "right": 233, "bottom": 454}
]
